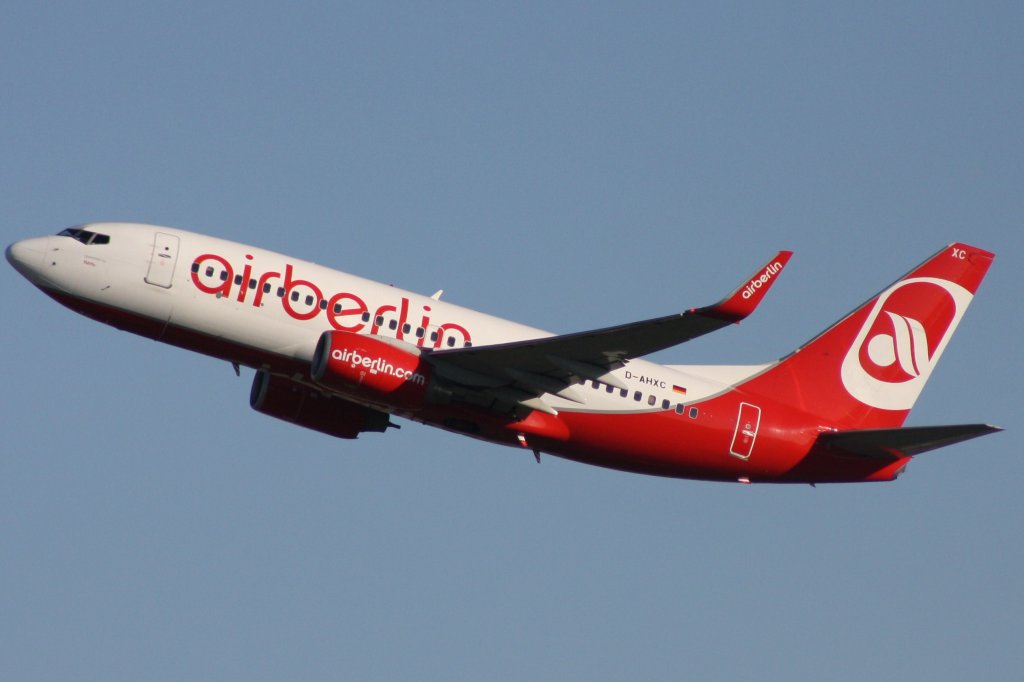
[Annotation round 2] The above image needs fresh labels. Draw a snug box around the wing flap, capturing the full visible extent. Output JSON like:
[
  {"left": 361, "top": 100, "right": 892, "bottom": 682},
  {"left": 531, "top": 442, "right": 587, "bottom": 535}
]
[{"left": 817, "top": 424, "right": 1002, "bottom": 460}]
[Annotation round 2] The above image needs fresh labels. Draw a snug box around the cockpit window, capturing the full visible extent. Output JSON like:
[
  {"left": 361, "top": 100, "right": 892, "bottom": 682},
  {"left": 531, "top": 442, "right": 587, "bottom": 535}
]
[{"left": 58, "top": 227, "right": 110, "bottom": 245}]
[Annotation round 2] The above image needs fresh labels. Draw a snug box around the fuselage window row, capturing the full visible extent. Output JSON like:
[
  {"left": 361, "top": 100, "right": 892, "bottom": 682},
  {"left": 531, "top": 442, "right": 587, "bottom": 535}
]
[
  {"left": 590, "top": 379, "right": 689, "bottom": 414},
  {"left": 188, "top": 262, "right": 473, "bottom": 348}
]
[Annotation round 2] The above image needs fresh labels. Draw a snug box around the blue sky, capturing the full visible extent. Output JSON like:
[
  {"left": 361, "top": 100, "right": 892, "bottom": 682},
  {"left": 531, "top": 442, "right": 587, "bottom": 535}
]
[{"left": 2, "top": 2, "right": 1021, "bottom": 680}]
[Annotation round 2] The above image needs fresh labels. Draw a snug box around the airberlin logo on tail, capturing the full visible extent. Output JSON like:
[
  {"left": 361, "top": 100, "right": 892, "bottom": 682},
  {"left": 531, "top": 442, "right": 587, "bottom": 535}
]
[
  {"left": 741, "top": 261, "right": 785, "bottom": 299},
  {"left": 840, "top": 277, "right": 972, "bottom": 411},
  {"left": 867, "top": 312, "right": 930, "bottom": 379}
]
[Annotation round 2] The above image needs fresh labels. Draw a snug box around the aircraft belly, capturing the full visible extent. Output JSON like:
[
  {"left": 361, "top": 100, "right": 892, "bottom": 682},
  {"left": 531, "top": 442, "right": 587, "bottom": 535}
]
[{"left": 546, "top": 409, "right": 813, "bottom": 482}]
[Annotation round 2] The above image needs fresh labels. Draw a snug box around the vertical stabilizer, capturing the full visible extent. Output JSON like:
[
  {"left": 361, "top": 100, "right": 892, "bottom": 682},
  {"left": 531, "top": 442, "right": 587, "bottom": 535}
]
[{"left": 740, "top": 243, "right": 994, "bottom": 429}]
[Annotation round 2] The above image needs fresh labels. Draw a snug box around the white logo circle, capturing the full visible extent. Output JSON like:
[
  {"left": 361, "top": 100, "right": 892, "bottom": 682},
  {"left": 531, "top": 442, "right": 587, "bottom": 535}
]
[{"left": 840, "top": 278, "right": 972, "bottom": 411}]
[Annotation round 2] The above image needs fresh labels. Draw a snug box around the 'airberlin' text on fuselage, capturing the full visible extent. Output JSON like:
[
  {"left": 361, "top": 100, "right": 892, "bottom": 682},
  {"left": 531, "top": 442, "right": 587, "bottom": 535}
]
[{"left": 189, "top": 253, "right": 471, "bottom": 348}]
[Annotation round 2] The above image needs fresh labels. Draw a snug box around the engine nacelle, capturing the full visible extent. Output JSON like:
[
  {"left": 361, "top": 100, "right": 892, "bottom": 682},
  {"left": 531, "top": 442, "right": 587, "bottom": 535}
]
[
  {"left": 250, "top": 370, "right": 391, "bottom": 439},
  {"left": 311, "top": 330, "right": 434, "bottom": 409}
]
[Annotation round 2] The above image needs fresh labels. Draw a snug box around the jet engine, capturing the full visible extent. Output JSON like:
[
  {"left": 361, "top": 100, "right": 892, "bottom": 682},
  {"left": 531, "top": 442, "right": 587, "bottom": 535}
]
[
  {"left": 311, "top": 330, "right": 434, "bottom": 409},
  {"left": 250, "top": 370, "right": 392, "bottom": 439}
]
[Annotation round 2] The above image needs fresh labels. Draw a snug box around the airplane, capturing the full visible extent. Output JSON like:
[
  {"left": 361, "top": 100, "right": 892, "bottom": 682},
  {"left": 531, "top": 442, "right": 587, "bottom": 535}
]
[{"left": 6, "top": 223, "right": 1000, "bottom": 484}]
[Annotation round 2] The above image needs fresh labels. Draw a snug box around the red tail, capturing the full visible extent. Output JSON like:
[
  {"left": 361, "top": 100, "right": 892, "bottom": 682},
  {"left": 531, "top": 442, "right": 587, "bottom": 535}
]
[{"left": 740, "top": 243, "right": 994, "bottom": 429}]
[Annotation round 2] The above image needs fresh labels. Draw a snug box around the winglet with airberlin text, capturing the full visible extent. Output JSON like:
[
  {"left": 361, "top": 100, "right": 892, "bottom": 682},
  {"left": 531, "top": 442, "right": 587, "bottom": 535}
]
[{"left": 697, "top": 250, "right": 793, "bottom": 323}]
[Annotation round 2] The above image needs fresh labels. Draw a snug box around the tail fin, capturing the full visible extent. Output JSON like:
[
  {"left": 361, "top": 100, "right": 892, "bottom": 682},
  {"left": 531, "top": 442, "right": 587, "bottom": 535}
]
[{"left": 741, "top": 243, "right": 994, "bottom": 429}]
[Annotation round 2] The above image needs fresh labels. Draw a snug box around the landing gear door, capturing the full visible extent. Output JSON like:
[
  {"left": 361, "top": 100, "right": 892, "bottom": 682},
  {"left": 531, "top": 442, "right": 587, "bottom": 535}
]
[
  {"left": 729, "top": 402, "right": 761, "bottom": 460},
  {"left": 145, "top": 232, "right": 180, "bottom": 288}
]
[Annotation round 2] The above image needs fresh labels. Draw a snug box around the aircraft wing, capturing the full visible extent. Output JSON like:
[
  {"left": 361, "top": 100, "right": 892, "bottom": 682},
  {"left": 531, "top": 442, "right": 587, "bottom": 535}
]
[{"left": 428, "top": 251, "right": 792, "bottom": 412}]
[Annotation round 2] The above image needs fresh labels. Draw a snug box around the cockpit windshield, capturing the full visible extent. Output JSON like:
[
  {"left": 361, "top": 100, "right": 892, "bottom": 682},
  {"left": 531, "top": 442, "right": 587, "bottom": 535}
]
[{"left": 58, "top": 227, "right": 110, "bottom": 245}]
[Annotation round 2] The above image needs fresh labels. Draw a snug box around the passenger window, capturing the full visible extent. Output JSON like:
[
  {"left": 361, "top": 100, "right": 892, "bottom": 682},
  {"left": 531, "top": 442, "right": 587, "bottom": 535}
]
[
  {"left": 305, "top": 295, "right": 314, "bottom": 306},
  {"left": 688, "top": 407, "right": 699, "bottom": 419},
  {"left": 647, "top": 395, "right": 657, "bottom": 406},
  {"left": 446, "top": 336, "right": 456, "bottom": 347},
  {"left": 662, "top": 399, "right": 670, "bottom": 410},
  {"left": 205, "top": 266, "right": 215, "bottom": 277},
  {"left": 333, "top": 303, "right": 342, "bottom": 314},
  {"left": 675, "top": 404, "right": 685, "bottom": 415},
  {"left": 234, "top": 274, "right": 243, "bottom": 285},
  {"left": 277, "top": 287, "right": 285, "bottom": 298},
  {"left": 249, "top": 279, "right": 257, "bottom": 290},
  {"left": 191, "top": 262, "right": 199, "bottom": 273},
  {"left": 633, "top": 391, "right": 642, "bottom": 401},
  {"left": 388, "top": 319, "right": 398, "bottom": 330},
  {"left": 290, "top": 291, "right": 299, "bottom": 302},
  {"left": 375, "top": 315, "right": 384, "bottom": 326},
  {"left": 264, "top": 283, "right": 272, "bottom": 294},
  {"left": 430, "top": 331, "right": 438, "bottom": 342},
  {"left": 415, "top": 327, "right": 425, "bottom": 338},
  {"left": 619, "top": 388, "right": 628, "bottom": 398},
  {"left": 606, "top": 385, "right": 614, "bottom": 394},
  {"left": 219, "top": 271, "right": 228, "bottom": 281},
  {"left": 402, "top": 324, "right": 411, "bottom": 334},
  {"left": 361, "top": 312, "right": 371, "bottom": 322}
]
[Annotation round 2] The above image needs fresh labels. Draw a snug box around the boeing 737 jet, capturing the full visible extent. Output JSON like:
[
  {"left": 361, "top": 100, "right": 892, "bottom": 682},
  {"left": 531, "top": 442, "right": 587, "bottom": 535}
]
[{"left": 6, "top": 224, "right": 999, "bottom": 483}]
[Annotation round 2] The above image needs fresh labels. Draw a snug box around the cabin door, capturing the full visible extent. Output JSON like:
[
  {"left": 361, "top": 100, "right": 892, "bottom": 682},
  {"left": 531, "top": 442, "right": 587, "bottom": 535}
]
[
  {"left": 729, "top": 402, "right": 761, "bottom": 460},
  {"left": 145, "top": 232, "right": 180, "bottom": 288}
]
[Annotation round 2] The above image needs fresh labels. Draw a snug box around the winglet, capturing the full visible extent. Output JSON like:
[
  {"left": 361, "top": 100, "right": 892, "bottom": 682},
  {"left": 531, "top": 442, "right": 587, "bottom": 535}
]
[{"left": 698, "top": 250, "right": 793, "bottom": 322}]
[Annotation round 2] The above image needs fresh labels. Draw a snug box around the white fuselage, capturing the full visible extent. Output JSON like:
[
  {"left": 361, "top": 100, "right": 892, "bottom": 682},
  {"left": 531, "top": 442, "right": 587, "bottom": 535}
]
[{"left": 13, "top": 223, "right": 759, "bottom": 416}]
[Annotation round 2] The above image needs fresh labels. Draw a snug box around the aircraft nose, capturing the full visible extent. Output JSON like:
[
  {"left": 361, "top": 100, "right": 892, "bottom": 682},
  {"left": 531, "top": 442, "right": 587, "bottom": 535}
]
[{"left": 5, "top": 237, "right": 49, "bottom": 281}]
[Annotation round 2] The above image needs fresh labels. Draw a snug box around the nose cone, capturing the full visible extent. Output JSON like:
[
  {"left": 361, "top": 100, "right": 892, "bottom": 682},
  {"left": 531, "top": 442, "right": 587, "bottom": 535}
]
[{"left": 6, "top": 237, "right": 49, "bottom": 283}]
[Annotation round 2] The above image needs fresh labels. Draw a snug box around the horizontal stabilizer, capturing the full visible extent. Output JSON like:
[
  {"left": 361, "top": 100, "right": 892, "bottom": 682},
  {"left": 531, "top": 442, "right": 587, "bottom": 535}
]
[{"left": 817, "top": 424, "right": 1002, "bottom": 460}]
